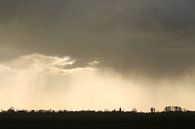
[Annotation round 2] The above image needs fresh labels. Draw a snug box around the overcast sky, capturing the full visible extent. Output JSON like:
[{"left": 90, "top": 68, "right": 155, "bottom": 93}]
[{"left": 0, "top": 0, "right": 195, "bottom": 111}]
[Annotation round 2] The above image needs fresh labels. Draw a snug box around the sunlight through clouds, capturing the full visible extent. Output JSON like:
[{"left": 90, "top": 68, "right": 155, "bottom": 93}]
[{"left": 0, "top": 53, "right": 195, "bottom": 111}]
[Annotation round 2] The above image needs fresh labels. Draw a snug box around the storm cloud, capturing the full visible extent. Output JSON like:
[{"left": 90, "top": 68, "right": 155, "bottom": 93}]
[{"left": 0, "top": 0, "right": 195, "bottom": 78}]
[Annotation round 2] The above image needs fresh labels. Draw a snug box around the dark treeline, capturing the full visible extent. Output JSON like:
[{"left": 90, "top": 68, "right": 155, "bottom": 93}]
[{"left": 0, "top": 106, "right": 195, "bottom": 129}]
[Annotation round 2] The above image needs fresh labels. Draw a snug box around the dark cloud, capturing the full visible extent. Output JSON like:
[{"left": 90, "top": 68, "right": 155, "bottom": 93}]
[{"left": 0, "top": 0, "right": 195, "bottom": 78}]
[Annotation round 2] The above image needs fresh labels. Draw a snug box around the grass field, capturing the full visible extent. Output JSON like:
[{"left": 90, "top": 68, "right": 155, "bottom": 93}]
[{"left": 0, "top": 111, "right": 195, "bottom": 129}]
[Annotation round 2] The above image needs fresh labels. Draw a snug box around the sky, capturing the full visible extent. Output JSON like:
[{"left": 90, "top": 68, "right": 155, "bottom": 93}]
[{"left": 0, "top": 0, "right": 195, "bottom": 112}]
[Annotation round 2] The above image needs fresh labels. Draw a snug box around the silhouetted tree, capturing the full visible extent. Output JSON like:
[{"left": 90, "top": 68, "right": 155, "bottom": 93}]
[
  {"left": 165, "top": 106, "right": 183, "bottom": 112},
  {"left": 131, "top": 108, "right": 137, "bottom": 113},
  {"left": 150, "top": 107, "right": 156, "bottom": 113},
  {"left": 8, "top": 107, "right": 15, "bottom": 113},
  {"left": 165, "top": 106, "right": 173, "bottom": 112},
  {"left": 173, "top": 106, "right": 182, "bottom": 112}
]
